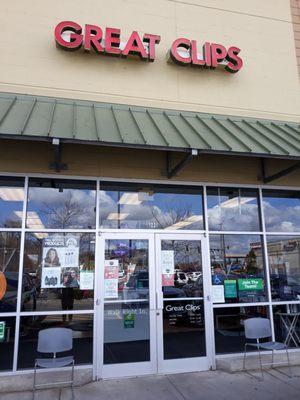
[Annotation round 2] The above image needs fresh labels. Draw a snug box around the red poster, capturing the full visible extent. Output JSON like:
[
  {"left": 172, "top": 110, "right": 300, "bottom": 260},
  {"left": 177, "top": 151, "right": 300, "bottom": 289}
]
[{"left": 162, "top": 274, "right": 174, "bottom": 287}]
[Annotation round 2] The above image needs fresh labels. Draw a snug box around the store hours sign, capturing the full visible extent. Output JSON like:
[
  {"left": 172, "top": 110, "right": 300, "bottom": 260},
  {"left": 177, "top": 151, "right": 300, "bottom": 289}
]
[{"left": 54, "top": 21, "right": 243, "bottom": 73}]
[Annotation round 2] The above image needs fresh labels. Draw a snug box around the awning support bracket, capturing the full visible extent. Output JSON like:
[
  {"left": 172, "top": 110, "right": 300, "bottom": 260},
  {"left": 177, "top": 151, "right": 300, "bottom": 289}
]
[
  {"left": 49, "top": 138, "right": 68, "bottom": 172},
  {"left": 167, "top": 149, "right": 198, "bottom": 179},
  {"left": 260, "top": 158, "right": 300, "bottom": 184}
]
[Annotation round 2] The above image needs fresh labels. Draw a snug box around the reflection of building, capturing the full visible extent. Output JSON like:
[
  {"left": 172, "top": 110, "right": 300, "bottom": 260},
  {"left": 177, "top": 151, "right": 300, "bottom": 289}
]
[{"left": 266, "top": 238, "right": 300, "bottom": 276}]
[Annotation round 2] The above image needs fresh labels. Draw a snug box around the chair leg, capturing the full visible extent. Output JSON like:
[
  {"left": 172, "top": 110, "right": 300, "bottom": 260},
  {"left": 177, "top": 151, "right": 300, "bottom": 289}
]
[
  {"left": 71, "top": 360, "right": 75, "bottom": 400},
  {"left": 271, "top": 350, "right": 274, "bottom": 368},
  {"left": 33, "top": 361, "right": 37, "bottom": 400},
  {"left": 243, "top": 343, "right": 248, "bottom": 371},
  {"left": 257, "top": 345, "right": 263, "bottom": 380},
  {"left": 285, "top": 348, "right": 292, "bottom": 378}
]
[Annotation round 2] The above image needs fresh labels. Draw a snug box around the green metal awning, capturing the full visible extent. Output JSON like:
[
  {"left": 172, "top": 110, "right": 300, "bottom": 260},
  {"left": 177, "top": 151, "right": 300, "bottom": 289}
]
[{"left": 0, "top": 92, "right": 299, "bottom": 159}]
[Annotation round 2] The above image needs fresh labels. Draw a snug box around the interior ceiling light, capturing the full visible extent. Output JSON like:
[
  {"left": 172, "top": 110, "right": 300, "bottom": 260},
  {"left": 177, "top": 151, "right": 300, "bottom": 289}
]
[
  {"left": 167, "top": 215, "right": 203, "bottom": 230},
  {"left": 15, "top": 211, "right": 45, "bottom": 229},
  {"left": 0, "top": 188, "right": 25, "bottom": 201},
  {"left": 219, "top": 197, "right": 255, "bottom": 208},
  {"left": 107, "top": 213, "right": 129, "bottom": 220},
  {"left": 118, "top": 193, "right": 142, "bottom": 205}
]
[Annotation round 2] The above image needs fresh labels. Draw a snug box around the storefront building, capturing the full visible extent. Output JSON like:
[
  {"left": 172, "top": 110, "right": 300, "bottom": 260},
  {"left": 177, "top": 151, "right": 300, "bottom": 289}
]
[{"left": 0, "top": 0, "right": 300, "bottom": 381}]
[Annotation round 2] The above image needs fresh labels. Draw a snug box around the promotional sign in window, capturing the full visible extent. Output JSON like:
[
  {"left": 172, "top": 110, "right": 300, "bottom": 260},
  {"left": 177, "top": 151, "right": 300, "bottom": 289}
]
[
  {"left": 79, "top": 271, "right": 94, "bottom": 290},
  {"left": 224, "top": 280, "right": 237, "bottom": 298},
  {"left": 104, "top": 259, "right": 119, "bottom": 298},
  {"left": 41, "top": 235, "right": 81, "bottom": 289},
  {"left": 124, "top": 313, "right": 135, "bottom": 329},
  {"left": 161, "top": 250, "right": 175, "bottom": 287},
  {"left": 212, "top": 285, "right": 225, "bottom": 303},
  {"left": 238, "top": 278, "right": 263, "bottom": 291},
  {"left": 0, "top": 321, "right": 5, "bottom": 342}
]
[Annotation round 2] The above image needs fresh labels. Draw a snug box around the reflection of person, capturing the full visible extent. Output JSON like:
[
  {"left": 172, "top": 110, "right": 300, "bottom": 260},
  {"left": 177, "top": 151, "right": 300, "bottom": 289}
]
[
  {"left": 44, "top": 248, "right": 60, "bottom": 267},
  {"left": 61, "top": 287, "right": 74, "bottom": 322}
]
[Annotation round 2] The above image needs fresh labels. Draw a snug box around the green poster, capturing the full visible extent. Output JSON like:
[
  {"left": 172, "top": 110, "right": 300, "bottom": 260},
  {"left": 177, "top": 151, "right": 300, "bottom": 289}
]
[
  {"left": 0, "top": 321, "right": 5, "bottom": 342},
  {"left": 224, "top": 280, "right": 237, "bottom": 298},
  {"left": 238, "top": 278, "right": 263, "bottom": 291},
  {"left": 124, "top": 313, "right": 135, "bottom": 329}
]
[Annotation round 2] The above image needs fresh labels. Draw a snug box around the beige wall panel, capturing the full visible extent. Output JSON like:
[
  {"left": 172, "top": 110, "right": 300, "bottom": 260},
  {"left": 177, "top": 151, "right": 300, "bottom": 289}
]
[
  {"left": 170, "top": 0, "right": 292, "bottom": 20},
  {"left": 0, "top": 140, "right": 299, "bottom": 187},
  {"left": 0, "top": 0, "right": 299, "bottom": 122}
]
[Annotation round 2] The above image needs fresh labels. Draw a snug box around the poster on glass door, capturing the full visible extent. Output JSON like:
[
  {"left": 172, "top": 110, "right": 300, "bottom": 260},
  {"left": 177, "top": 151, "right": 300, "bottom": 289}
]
[
  {"left": 41, "top": 235, "right": 80, "bottom": 289},
  {"left": 161, "top": 250, "right": 175, "bottom": 286},
  {"left": 104, "top": 259, "right": 119, "bottom": 298}
]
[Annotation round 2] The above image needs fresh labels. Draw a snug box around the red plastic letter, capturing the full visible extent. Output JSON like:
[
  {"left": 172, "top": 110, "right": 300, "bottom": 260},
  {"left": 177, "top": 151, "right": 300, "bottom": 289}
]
[
  {"left": 169, "top": 38, "right": 191, "bottom": 65},
  {"left": 191, "top": 40, "right": 205, "bottom": 67},
  {"left": 84, "top": 24, "right": 104, "bottom": 53},
  {"left": 105, "top": 27, "right": 121, "bottom": 56},
  {"left": 203, "top": 42, "right": 212, "bottom": 67},
  {"left": 143, "top": 33, "right": 161, "bottom": 62},
  {"left": 226, "top": 46, "right": 243, "bottom": 73},
  {"left": 54, "top": 21, "right": 83, "bottom": 51},
  {"left": 122, "top": 31, "right": 148, "bottom": 60},
  {"left": 211, "top": 43, "right": 227, "bottom": 68}
]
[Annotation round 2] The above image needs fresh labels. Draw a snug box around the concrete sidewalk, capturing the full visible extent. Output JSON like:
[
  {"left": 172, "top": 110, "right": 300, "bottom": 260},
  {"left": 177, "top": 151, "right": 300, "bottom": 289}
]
[{"left": 1, "top": 367, "right": 300, "bottom": 400}]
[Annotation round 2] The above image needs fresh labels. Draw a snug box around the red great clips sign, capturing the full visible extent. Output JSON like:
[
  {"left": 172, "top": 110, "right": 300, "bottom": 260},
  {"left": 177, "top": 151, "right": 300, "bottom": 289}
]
[{"left": 54, "top": 21, "right": 243, "bottom": 73}]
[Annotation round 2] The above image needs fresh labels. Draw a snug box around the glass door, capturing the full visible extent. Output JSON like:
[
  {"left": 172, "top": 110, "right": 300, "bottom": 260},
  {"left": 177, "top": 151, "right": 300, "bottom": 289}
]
[
  {"left": 155, "top": 233, "right": 213, "bottom": 373},
  {"left": 97, "top": 232, "right": 157, "bottom": 378}
]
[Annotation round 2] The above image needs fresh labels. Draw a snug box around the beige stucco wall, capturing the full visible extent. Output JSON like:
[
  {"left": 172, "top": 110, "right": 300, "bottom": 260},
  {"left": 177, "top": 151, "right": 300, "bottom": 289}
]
[
  {"left": 0, "top": 0, "right": 299, "bottom": 123},
  {"left": 0, "top": 140, "right": 299, "bottom": 187}
]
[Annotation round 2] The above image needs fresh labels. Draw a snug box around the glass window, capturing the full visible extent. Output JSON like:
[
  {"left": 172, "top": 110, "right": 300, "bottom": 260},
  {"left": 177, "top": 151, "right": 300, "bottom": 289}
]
[
  {"left": 214, "top": 306, "right": 268, "bottom": 354},
  {"left": 0, "top": 316, "right": 15, "bottom": 371},
  {"left": 210, "top": 235, "right": 267, "bottom": 303},
  {"left": 0, "top": 177, "right": 24, "bottom": 228},
  {"left": 0, "top": 232, "right": 21, "bottom": 313},
  {"left": 18, "top": 314, "right": 93, "bottom": 369},
  {"left": 267, "top": 236, "right": 300, "bottom": 301},
  {"left": 207, "top": 187, "right": 260, "bottom": 232},
  {"left": 27, "top": 179, "right": 96, "bottom": 229},
  {"left": 105, "top": 239, "right": 149, "bottom": 301},
  {"left": 22, "top": 233, "right": 95, "bottom": 311},
  {"left": 99, "top": 183, "right": 203, "bottom": 230},
  {"left": 163, "top": 299, "right": 206, "bottom": 359},
  {"left": 161, "top": 239, "right": 203, "bottom": 299},
  {"left": 104, "top": 302, "right": 150, "bottom": 364},
  {"left": 263, "top": 190, "right": 300, "bottom": 232},
  {"left": 273, "top": 304, "right": 300, "bottom": 348}
]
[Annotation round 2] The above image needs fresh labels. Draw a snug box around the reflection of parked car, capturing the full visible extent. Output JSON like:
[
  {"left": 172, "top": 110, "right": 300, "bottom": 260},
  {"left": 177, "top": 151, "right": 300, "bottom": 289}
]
[
  {"left": 0, "top": 272, "right": 37, "bottom": 312},
  {"left": 182, "top": 275, "right": 203, "bottom": 297},
  {"left": 187, "top": 272, "right": 201, "bottom": 282},
  {"left": 124, "top": 270, "right": 149, "bottom": 299},
  {"left": 175, "top": 272, "right": 188, "bottom": 286},
  {"left": 163, "top": 286, "right": 185, "bottom": 298},
  {"left": 270, "top": 274, "right": 300, "bottom": 300}
]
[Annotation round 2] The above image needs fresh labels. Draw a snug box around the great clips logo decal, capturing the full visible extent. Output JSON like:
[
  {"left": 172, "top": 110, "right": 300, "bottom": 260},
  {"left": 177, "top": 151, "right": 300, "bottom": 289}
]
[{"left": 54, "top": 21, "right": 243, "bottom": 74}]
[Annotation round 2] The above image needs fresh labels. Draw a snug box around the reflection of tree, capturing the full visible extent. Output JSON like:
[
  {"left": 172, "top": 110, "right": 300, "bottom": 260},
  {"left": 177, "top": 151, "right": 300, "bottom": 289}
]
[
  {"left": 2, "top": 218, "right": 22, "bottom": 229},
  {"left": 151, "top": 203, "right": 194, "bottom": 229},
  {"left": 0, "top": 232, "right": 20, "bottom": 272},
  {"left": 245, "top": 248, "right": 259, "bottom": 275},
  {"left": 163, "top": 240, "right": 201, "bottom": 273},
  {"left": 40, "top": 192, "right": 86, "bottom": 228}
]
